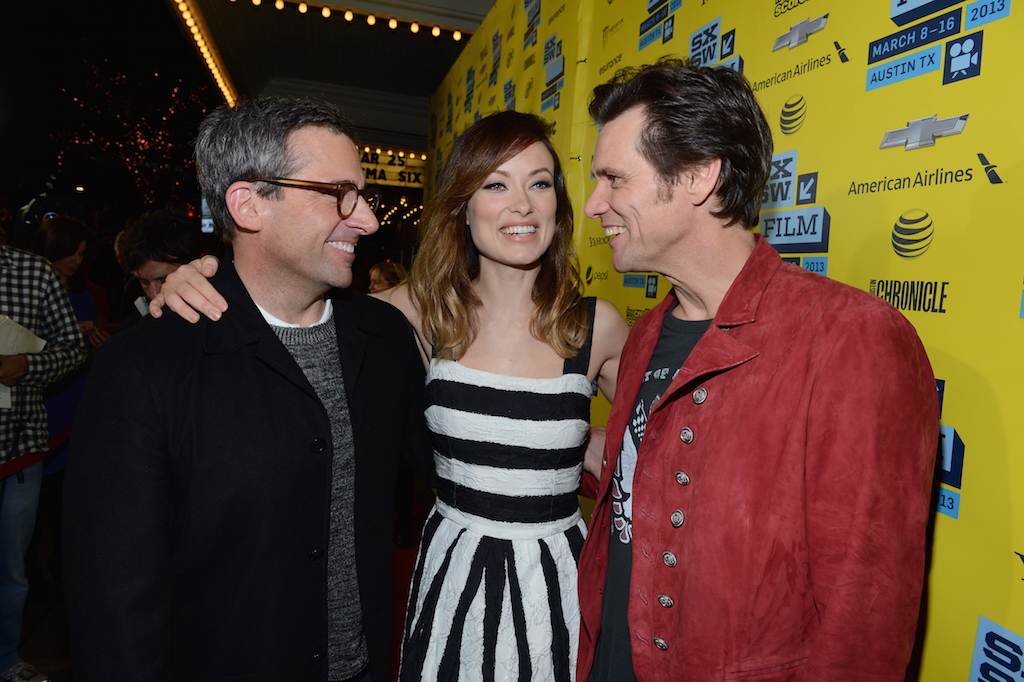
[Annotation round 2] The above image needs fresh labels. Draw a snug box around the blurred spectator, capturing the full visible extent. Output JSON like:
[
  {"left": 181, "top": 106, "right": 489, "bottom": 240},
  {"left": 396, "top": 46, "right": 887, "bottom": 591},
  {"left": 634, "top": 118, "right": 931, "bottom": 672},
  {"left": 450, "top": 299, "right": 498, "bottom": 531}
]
[
  {"left": 367, "top": 261, "right": 406, "bottom": 294},
  {"left": 0, "top": 240, "right": 85, "bottom": 682},
  {"left": 116, "top": 209, "right": 204, "bottom": 331},
  {"left": 30, "top": 217, "right": 111, "bottom": 350}
]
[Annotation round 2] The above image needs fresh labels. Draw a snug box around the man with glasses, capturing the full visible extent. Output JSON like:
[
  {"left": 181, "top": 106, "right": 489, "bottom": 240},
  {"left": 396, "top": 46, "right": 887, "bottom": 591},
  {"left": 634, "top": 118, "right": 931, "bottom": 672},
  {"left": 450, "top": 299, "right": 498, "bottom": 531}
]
[{"left": 64, "top": 97, "right": 433, "bottom": 682}]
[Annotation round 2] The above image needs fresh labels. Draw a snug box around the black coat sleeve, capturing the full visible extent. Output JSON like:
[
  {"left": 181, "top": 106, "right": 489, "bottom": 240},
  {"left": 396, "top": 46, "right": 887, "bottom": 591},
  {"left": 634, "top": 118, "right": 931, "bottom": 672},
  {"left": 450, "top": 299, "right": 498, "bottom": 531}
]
[{"left": 63, "top": 329, "right": 179, "bottom": 682}]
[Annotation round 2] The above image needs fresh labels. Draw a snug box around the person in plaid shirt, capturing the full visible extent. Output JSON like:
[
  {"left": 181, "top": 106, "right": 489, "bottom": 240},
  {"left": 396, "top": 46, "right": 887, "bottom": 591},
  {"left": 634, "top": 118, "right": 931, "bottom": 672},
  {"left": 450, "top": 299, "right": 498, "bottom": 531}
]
[{"left": 0, "top": 243, "right": 85, "bottom": 682}]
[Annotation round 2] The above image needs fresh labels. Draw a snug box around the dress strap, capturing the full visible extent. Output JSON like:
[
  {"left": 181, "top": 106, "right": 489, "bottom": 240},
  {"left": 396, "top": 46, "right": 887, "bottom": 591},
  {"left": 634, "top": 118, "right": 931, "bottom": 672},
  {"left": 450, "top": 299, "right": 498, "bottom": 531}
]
[{"left": 562, "top": 297, "right": 597, "bottom": 376}]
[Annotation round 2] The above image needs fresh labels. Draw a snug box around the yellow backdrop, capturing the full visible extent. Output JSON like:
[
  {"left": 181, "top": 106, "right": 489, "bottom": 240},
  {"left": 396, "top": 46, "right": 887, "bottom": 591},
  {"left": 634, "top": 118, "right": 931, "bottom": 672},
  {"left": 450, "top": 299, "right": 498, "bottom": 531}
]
[{"left": 427, "top": 1, "right": 1024, "bottom": 678}]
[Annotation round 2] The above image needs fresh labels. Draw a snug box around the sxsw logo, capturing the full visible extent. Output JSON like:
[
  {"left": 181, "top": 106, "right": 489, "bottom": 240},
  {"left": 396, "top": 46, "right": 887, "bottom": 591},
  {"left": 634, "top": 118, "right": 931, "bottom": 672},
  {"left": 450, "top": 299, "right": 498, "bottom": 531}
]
[
  {"left": 762, "top": 150, "right": 818, "bottom": 209},
  {"left": 689, "top": 16, "right": 721, "bottom": 66},
  {"left": 969, "top": 617, "right": 1024, "bottom": 681},
  {"left": 760, "top": 148, "right": 828, "bottom": 254},
  {"left": 890, "top": 0, "right": 960, "bottom": 26},
  {"left": 880, "top": 113, "right": 969, "bottom": 150},
  {"left": 773, "top": 13, "right": 828, "bottom": 50}
]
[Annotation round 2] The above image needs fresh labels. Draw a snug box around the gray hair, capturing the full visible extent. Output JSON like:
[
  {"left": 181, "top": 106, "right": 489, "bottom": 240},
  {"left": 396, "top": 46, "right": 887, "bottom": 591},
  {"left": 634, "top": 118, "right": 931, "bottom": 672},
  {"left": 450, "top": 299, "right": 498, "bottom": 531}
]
[{"left": 195, "top": 96, "right": 359, "bottom": 241}]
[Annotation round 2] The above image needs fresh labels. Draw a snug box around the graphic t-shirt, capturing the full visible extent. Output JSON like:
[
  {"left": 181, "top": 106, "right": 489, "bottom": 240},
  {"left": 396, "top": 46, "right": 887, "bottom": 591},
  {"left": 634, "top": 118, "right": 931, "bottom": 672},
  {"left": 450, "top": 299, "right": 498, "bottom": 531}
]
[{"left": 588, "top": 311, "right": 711, "bottom": 682}]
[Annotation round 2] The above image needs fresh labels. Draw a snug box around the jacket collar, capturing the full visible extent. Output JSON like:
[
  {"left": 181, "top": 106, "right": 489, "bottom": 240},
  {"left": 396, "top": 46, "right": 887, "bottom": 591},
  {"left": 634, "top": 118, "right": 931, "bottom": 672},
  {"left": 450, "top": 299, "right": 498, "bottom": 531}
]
[
  {"left": 201, "top": 253, "right": 380, "bottom": 403},
  {"left": 710, "top": 234, "right": 782, "bottom": 330},
  {"left": 642, "top": 234, "right": 781, "bottom": 334},
  {"left": 634, "top": 235, "right": 781, "bottom": 412}
]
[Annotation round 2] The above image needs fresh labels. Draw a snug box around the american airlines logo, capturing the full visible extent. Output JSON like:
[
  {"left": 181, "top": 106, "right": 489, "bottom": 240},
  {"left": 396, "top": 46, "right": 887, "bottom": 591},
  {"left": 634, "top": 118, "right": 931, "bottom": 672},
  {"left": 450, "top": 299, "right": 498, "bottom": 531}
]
[
  {"left": 880, "top": 114, "right": 969, "bottom": 150},
  {"left": 773, "top": 14, "right": 828, "bottom": 50}
]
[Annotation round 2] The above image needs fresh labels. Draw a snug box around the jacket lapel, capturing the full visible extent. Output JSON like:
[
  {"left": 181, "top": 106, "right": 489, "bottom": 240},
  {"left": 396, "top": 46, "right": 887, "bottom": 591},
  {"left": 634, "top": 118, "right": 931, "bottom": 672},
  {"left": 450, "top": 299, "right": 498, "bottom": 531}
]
[
  {"left": 200, "top": 257, "right": 321, "bottom": 403},
  {"left": 330, "top": 290, "right": 372, "bottom": 408},
  {"left": 647, "top": 236, "right": 782, "bottom": 417}
]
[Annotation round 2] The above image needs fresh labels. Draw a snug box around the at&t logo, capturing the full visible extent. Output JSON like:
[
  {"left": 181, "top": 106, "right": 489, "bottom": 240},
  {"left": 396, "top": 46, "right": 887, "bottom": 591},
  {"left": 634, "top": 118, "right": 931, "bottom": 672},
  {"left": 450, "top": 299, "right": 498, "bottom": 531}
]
[
  {"left": 891, "top": 209, "right": 933, "bottom": 258},
  {"left": 780, "top": 95, "right": 806, "bottom": 134}
]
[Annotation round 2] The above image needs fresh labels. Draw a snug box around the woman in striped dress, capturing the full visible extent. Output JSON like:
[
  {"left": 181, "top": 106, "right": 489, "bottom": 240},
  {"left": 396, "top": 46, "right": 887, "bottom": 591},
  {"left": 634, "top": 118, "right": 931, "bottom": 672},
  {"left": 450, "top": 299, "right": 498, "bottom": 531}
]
[
  {"left": 377, "top": 111, "right": 627, "bottom": 682},
  {"left": 152, "top": 110, "right": 628, "bottom": 681}
]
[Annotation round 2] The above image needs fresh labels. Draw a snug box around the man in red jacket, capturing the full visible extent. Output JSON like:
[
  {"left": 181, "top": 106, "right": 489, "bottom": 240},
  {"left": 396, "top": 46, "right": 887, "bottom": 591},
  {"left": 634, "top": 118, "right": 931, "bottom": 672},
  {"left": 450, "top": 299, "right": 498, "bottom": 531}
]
[{"left": 578, "top": 59, "right": 939, "bottom": 682}]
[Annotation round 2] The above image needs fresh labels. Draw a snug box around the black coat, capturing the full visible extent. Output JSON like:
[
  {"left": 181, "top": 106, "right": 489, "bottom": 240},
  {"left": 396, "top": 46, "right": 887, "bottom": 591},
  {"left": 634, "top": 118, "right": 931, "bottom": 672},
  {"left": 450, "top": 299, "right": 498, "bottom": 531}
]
[{"left": 64, "top": 259, "right": 434, "bottom": 682}]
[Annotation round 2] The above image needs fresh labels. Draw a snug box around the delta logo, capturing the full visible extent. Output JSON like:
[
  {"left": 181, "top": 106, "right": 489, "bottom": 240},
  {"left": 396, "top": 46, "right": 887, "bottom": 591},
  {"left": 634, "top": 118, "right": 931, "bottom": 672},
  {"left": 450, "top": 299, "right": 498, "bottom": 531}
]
[
  {"left": 780, "top": 95, "right": 807, "bottom": 134},
  {"left": 891, "top": 209, "right": 933, "bottom": 258}
]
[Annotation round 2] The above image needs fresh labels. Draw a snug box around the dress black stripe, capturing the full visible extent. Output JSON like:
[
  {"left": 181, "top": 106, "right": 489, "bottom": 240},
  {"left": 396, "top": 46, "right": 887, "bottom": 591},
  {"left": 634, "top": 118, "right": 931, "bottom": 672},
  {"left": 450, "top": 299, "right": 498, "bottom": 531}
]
[
  {"left": 435, "top": 436, "right": 584, "bottom": 470},
  {"left": 427, "top": 380, "right": 592, "bottom": 422},
  {"left": 435, "top": 480, "right": 580, "bottom": 524}
]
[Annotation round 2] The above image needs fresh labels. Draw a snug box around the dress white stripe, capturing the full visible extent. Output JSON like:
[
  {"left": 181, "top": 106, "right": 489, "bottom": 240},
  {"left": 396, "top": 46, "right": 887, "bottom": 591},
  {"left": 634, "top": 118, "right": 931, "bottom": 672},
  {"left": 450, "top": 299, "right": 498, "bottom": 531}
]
[
  {"left": 430, "top": 359, "right": 593, "bottom": 395},
  {"left": 434, "top": 453, "right": 583, "bottom": 497},
  {"left": 426, "top": 405, "right": 589, "bottom": 450}
]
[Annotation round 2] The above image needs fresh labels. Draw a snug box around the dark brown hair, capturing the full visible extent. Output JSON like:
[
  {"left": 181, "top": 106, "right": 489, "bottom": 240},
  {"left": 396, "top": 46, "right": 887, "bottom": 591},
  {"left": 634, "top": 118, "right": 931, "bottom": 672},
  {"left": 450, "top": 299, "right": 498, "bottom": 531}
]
[
  {"left": 409, "top": 111, "right": 586, "bottom": 360},
  {"left": 590, "top": 57, "right": 773, "bottom": 228},
  {"left": 30, "top": 215, "right": 89, "bottom": 292}
]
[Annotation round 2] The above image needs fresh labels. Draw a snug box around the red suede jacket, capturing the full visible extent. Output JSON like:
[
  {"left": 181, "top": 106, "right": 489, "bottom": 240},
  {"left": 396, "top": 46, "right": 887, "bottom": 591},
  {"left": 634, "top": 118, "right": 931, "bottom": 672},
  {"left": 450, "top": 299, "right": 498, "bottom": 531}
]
[{"left": 578, "top": 237, "right": 939, "bottom": 682}]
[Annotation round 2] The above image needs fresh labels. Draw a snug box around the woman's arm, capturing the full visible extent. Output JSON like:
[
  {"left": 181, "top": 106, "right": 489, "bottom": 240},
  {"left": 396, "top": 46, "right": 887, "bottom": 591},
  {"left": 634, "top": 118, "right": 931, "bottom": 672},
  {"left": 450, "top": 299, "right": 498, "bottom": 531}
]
[
  {"left": 372, "top": 284, "right": 430, "bottom": 370},
  {"left": 588, "top": 298, "right": 629, "bottom": 404}
]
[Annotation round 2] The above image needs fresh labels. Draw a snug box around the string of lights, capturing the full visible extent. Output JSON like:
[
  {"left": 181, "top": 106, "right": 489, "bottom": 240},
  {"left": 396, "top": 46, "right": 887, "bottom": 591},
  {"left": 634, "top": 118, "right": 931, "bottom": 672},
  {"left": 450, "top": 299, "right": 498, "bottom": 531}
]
[
  {"left": 237, "top": 0, "right": 472, "bottom": 42},
  {"left": 174, "top": 1, "right": 237, "bottom": 104},
  {"left": 174, "top": 1, "right": 470, "bottom": 108},
  {"left": 363, "top": 146, "right": 428, "bottom": 162}
]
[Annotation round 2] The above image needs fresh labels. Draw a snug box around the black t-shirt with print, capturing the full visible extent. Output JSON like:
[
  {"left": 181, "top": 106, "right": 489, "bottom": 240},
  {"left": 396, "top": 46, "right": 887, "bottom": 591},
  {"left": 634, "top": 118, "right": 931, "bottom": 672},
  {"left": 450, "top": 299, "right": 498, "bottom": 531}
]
[{"left": 588, "top": 312, "right": 711, "bottom": 682}]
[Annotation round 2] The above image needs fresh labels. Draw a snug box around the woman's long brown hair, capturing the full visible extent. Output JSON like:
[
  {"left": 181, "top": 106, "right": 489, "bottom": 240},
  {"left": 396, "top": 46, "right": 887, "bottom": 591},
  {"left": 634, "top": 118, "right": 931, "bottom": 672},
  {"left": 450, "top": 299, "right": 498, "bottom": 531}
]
[{"left": 409, "top": 111, "right": 587, "bottom": 361}]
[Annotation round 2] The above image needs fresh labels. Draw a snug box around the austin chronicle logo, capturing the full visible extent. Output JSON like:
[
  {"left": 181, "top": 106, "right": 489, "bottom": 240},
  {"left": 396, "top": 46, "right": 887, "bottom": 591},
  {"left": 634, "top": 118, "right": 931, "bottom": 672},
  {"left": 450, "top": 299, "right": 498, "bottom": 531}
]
[
  {"left": 780, "top": 95, "right": 807, "bottom": 134},
  {"left": 880, "top": 114, "right": 969, "bottom": 150},
  {"left": 892, "top": 209, "right": 934, "bottom": 258},
  {"left": 773, "top": 14, "right": 828, "bottom": 50}
]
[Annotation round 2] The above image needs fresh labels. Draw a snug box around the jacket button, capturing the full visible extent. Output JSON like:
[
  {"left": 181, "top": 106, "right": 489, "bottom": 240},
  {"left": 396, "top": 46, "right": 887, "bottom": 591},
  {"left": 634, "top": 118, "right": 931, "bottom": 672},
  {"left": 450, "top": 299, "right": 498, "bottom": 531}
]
[
  {"left": 602, "top": 458, "right": 607, "bottom": 467},
  {"left": 309, "top": 548, "right": 323, "bottom": 560},
  {"left": 658, "top": 594, "right": 675, "bottom": 608},
  {"left": 692, "top": 387, "right": 707, "bottom": 404},
  {"left": 654, "top": 637, "right": 669, "bottom": 651},
  {"left": 662, "top": 551, "right": 677, "bottom": 568},
  {"left": 310, "top": 438, "right": 326, "bottom": 453},
  {"left": 675, "top": 471, "right": 691, "bottom": 486},
  {"left": 679, "top": 427, "right": 694, "bottom": 444},
  {"left": 670, "top": 510, "right": 684, "bottom": 528}
]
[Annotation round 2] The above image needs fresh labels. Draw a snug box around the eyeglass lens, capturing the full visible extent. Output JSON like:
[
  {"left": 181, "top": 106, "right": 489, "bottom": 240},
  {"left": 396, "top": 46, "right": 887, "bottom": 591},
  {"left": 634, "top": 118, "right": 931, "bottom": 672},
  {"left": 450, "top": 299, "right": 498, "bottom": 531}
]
[{"left": 340, "top": 185, "right": 380, "bottom": 217}]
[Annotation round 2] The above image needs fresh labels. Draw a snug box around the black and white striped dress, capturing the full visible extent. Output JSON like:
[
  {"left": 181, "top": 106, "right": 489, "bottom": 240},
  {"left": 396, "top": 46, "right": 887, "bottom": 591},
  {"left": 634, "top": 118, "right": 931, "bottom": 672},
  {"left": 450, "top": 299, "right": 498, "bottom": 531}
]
[{"left": 401, "top": 300, "right": 595, "bottom": 682}]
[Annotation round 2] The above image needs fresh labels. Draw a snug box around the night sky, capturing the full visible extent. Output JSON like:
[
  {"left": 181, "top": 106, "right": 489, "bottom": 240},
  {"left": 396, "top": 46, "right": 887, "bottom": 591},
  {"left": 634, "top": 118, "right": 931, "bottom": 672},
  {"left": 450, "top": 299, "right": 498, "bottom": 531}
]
[{"left": 0, "top": 0, "right": 220, "bottom": 241}]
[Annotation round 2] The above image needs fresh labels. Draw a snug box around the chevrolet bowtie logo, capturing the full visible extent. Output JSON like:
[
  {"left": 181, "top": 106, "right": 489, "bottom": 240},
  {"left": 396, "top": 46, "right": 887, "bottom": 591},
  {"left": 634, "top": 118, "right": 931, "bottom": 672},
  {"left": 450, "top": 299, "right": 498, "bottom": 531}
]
[
  {"left": 880, "top": 114, "right": 970, "bottom": 151},
  {"left": 773, "top": 14, "right": 829, "bottom": 50}
]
